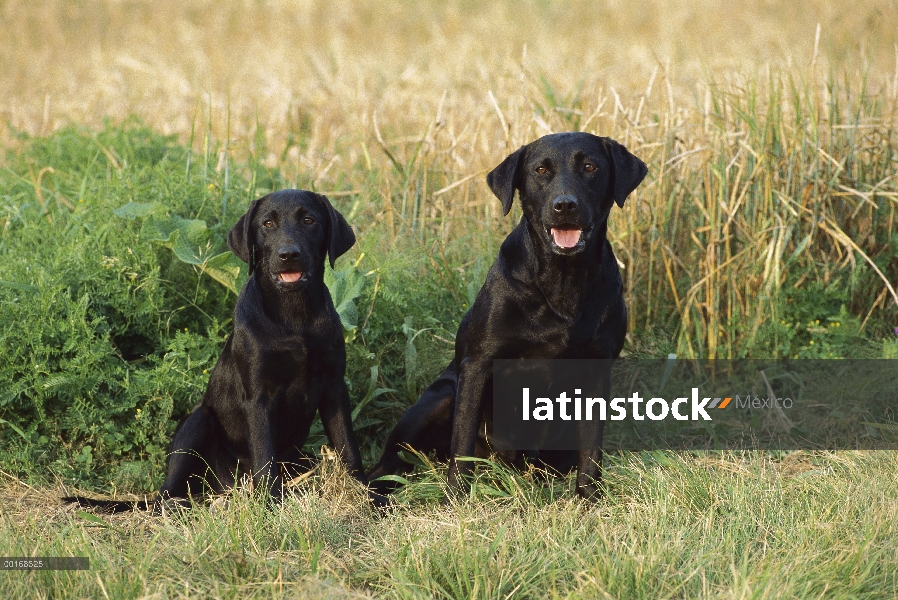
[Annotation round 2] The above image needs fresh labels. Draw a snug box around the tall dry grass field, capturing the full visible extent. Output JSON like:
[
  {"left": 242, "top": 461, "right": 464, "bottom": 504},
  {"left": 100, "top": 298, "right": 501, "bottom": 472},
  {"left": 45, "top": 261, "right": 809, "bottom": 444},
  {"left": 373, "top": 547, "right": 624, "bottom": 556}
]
[
  {"left": 3, "top": 2, "right": 898, "bottom": 598},
  {"left": 2, "top": 0, "right": 897, "bottom": 357}
]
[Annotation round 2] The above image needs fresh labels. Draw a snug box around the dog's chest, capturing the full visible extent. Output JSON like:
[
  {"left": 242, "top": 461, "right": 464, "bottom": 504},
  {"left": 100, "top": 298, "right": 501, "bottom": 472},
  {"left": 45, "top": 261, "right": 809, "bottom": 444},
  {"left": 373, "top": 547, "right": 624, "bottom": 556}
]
[
  {"left": 486, "top": 293, "right": 609, "bottom": 358},
  {"left": 259, "top": 333, "right": 334, "bottom": 382}
]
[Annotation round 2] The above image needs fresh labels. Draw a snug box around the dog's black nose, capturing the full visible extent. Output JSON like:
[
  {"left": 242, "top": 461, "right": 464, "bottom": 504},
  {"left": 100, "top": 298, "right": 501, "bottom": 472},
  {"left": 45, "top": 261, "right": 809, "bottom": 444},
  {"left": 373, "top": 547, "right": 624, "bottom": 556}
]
[
  {"left": 552, "top": 195, "right": 578, "bottom": 213},
  {"left": 278, "top": 246, "right": 301, "bottom": 261}
]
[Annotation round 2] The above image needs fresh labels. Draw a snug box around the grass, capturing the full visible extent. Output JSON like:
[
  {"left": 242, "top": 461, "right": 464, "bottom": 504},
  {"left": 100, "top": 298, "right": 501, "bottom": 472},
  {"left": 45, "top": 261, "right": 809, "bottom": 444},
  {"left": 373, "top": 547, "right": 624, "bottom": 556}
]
[
  {"left": 1, "top": 0, "right": 898, "bottom": 597},
  {"left": 3, "top": 452, "right": 898, "bottom": 598}
]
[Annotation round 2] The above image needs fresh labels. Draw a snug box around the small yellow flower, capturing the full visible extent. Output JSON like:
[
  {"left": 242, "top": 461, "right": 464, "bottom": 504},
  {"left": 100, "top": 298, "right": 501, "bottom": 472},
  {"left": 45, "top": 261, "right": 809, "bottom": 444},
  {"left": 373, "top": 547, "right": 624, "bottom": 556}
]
[
  {"left": 203, "top": 369, "right": 208, "bottom": 374},
  {"left": 809, "top": 340, "right": 814, "bottom": 345}
]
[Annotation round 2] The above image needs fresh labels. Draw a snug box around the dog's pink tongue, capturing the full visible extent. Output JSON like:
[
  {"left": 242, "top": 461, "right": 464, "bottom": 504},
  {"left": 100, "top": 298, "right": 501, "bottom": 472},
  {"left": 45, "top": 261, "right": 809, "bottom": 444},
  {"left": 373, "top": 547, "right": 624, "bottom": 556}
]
[
  {"left": 279, "top": 271, "right": 303, "bottom": 283},
  {"left": 551, "top": 228, "right": 581, "bottom": 248}
]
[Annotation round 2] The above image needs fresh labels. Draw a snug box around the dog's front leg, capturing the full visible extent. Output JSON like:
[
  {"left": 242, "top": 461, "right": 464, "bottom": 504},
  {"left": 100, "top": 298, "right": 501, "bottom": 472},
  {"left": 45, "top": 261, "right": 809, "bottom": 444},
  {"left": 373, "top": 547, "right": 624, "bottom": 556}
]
[
  {"left": 320, "top": 386, "right": 391, "bottom": 507},
  {"left": 246, "top": 397, "right": 282, "bottom": 499},
  {"left": 576, "top": 420, "right": 605, "bottom": 500},
  {"left": 576, "top": 364, "right": 612, "bottom": 500},
  {"left": 318, "top": 385, "right": 364, "bottom": 480},
  {"left": 447, "top": 358, "right": 491, "bottom": 495}
]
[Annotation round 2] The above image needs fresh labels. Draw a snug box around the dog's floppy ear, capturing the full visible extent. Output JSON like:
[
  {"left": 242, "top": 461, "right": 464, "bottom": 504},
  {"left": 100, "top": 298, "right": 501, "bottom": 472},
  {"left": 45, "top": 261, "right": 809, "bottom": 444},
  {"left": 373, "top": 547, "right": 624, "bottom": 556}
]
[
  {"left": 228, "top": 196, "right": 265, "bottom": 275},
  {"left": 603, "top": 138, "right": 648, "bottom": 208},
  {"left": 317, "top": 194, "right": 356, "bottom": 268},
  {"left": 486, "top": 144, "right": 528, "bottom": 216}
]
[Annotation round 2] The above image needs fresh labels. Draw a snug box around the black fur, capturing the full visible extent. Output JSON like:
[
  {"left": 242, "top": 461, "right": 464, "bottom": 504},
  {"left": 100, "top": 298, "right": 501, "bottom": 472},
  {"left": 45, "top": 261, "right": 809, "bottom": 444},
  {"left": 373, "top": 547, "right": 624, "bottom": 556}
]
[
  {"left": 367, "top": 133, "right": 647, "bottom": 500},
  {"left": 65, "top": 189, "right": 383, "bottom": 512}
]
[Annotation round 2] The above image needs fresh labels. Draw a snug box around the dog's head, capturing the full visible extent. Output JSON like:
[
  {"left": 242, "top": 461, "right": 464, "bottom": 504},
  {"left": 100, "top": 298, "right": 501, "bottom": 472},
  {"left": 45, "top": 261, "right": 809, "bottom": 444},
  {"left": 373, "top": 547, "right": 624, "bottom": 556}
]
[
  {"left": 227, "top": 189, "right": 355, "bottom": 289},
  {"left": 486, "top": 132, "right": 647, "bottom": 255}
]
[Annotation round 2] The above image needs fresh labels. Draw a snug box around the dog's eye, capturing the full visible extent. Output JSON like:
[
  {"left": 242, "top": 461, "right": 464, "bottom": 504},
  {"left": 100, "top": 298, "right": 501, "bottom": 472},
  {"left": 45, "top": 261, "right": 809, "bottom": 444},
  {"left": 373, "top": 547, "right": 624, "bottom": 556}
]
[
  {"left": 584, "top": 163, "right": 597, "bottom": 172},
  {"left": 303, "top": 216, "right": 315, "bottom": 225},
  {"left": 263, "top": 220, "right": 274, "bottom": 228},
  {"left": 535, "top": 166, "right": 548, "bottom": 175}
]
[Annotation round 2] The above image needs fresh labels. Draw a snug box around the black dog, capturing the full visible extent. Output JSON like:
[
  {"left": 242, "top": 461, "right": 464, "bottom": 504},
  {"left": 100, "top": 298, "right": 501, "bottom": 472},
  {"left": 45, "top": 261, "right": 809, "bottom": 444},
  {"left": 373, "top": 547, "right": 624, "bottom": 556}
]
[
  {"left": 66, "top": 189, "right": 376, "bottom": 511},
  {"left": 367, "top": 132, "right": 647, "bottom": 500}
]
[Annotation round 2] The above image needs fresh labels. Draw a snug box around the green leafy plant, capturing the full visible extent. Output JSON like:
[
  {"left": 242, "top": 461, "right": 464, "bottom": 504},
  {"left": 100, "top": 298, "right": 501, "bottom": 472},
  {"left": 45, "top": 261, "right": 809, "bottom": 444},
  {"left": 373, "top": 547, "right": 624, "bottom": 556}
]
[
  {"left": 114, "top": 201, "right": 245, "bottom": 294},
  {"left": 323, "top": 264, "right": 368, "bottom": 342}
]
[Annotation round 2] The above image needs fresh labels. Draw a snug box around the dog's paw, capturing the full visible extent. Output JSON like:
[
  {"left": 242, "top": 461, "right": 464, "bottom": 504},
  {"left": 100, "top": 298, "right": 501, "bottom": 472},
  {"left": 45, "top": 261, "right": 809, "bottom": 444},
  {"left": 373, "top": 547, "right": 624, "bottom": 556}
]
[
  {"left": 575, "top": 483, "right": 604, "bottom": 503},
  {"left": 151, "top": 495, "right": 190, "bottom": 516},
  {"left": 367, "top": 489, "right": 393, "bottom": 512},
  {"left": 208, "top": 495, "right": 231, "bottom": 514}
]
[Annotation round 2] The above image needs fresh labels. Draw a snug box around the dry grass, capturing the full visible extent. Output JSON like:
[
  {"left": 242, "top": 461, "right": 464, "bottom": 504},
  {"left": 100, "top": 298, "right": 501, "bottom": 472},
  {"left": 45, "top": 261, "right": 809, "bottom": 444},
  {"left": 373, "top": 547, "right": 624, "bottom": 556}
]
[
  {"left": 3, "top": 0, "right": 897, "bottom": 357},
  {"left": 3, "top": 451, "right": 898, "bottom": 598},
  {"left": 2, "top": 0, "right": 897, "bottom": 141},
  {"left": 2, "top": 5, "right": 898, "bottom": 596}
]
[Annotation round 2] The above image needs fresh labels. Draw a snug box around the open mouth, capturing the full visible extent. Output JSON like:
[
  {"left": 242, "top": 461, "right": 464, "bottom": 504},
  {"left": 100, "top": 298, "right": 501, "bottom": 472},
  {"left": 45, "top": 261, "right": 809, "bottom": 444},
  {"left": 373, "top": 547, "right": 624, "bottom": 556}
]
[
  {"left": 546, "top": 224, "right": 594, "bottom": 252},
  {"left": 277, "top": 270, "right": 305, "bottom": 283},
  {"left": 550, "top": 227, "right": 582, "bottom": 248}
]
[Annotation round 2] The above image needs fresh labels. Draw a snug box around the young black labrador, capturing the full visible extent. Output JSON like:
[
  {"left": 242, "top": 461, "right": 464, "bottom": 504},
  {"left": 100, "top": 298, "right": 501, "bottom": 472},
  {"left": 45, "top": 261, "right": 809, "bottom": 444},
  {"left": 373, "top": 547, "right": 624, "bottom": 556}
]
[
  {"left": 65, "top": 189, "right": 380, "bottom": 511},
  {"left": 367, "top": 132, "right": 647, "bottom": 500}
]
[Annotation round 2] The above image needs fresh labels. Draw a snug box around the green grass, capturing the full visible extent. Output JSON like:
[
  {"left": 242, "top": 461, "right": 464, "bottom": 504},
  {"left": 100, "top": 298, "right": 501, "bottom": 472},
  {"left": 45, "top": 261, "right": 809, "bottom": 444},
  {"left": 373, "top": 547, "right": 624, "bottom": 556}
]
[
  {"left": 2, "top": 1, "right": 898, "bottom": 597},
  {"left": 1, "top": 113, "right": 895, "bottom": 488},
  {"left": 0, "top": 120, "right": 488, "bottom": 489},
  {"left": 0, "top": 109, "right": 896, "bottom": 597},
  {"left": 2, "top": 452, "right": 897, "bottom": 598}
]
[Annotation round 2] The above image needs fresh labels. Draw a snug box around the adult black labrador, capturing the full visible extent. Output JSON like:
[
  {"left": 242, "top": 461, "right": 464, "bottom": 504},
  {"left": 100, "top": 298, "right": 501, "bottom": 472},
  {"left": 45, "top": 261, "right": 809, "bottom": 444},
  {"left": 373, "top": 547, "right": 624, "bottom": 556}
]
[
  {"left": 367, "top": 132, "right": 647, "bottom": 500},
  {"left": 65, "top": 189, "right": 378, "bottom": 512}
]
